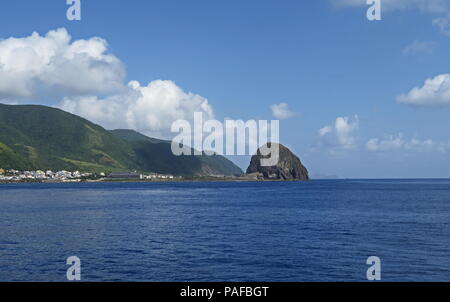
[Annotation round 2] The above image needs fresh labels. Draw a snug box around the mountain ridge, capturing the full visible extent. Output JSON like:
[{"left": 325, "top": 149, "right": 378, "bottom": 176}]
[{"left": 0, "top": 104, "right": 242, "bottom": 176}]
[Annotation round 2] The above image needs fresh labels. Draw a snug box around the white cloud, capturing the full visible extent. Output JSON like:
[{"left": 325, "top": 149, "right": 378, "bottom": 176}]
[
  {"left": 0, "top": 99, "right": 19, "bottom": 105},
  {"left": 0, "top": 28, "right": 125, "bottom": 100},
  {"left": 271, "top": 103, "right": 295, "bottom": 120},
  {"left": 332, "top": 0, "right": 450, "bottom": 36},
  {"left": 432, "top": 17, "right": 450, "bottom": 36},
  {"left": 366, "top": 134, "right": 405, "bottom": 152},
  {"left": 0, "top": 28, "right": 218, "bottom": 139},
  {"left": 406, "top": 138, "right": 437, "bottom": 151},
  {"left": 397, "top": 74, "right": 450, "bottom": 106},
  {"left": 402, "top": 40, "right": 437, "bottom": 56},
  {"left": 366, "top": 133, "right": 447, "bottom": 152},
  {"left": 332, "top": 0, "right": 450, "bottom": 13},
  {"left": 60, "top": 80, "right": 214, "bottom": 139},
  {"left": 316, "top": 115, "right": 359, "bottom": 151}
]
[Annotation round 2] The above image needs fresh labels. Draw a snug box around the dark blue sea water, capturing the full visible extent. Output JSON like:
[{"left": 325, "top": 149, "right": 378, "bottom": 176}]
[{"left": 1, "top": 180, "right": 450, "bottom": 282}]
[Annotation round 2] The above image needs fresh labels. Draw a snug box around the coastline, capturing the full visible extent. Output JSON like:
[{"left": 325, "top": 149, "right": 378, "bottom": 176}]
[{"left": 0, "top": 176, "right": 309, "bottom": 185}]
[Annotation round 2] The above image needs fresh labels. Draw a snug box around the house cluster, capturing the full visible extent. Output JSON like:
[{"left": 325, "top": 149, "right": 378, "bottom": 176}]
[
  {"left": 0, "top": 169, "right": 92, "bottom": 182},
  {"left": 108, "top": 172, "right": 176, "bottom": 180},
  {"left": 142, "top": 173, "right": 176, "bottom": 180},
  {"left": 0, "top": 168, "right": 179, "bottom": 182}
]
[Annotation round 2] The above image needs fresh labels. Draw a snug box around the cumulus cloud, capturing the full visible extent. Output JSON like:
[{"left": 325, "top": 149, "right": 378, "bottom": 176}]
[
  {"left": 0, "top": 28, "right": 125, "bottom": 100},
  {"left": 397, "top": 74, "right": 450, "bottom": 106},
  {"left": 402, "top": 40, "right": 437, "bottom": 56},
  {"left": 60, "top": 80, "right": 214, "bottom": 139},
  {"left": 316, "top": 115, "right": 359, "bottom": 151},
  {"left": 271, "top": 103, "right": 295, "bottom": 120},
  {"left": 366, "top": 133, "right": 448, "bottom": 152},
  {"left": 0, "top": 28, "right": 219, "bottom": 139}
]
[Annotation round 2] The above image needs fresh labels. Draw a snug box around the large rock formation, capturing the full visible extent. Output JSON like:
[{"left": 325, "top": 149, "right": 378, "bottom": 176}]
[{"left": 246, "top": 143, "right": 309, "bottom": 181}]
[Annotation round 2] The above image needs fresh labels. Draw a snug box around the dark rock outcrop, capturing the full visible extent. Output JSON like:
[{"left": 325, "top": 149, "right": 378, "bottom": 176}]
[{"left": 246, "top": 143, "right": 309, "bottom": 181}]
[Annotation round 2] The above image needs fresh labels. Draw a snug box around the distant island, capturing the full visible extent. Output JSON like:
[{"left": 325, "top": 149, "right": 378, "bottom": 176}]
[{"left": 0, "top": 104, "right": 309, "bottom": 183}]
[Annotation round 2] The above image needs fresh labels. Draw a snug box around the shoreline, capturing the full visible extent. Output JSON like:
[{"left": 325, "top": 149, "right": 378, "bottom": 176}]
[
  {"left": 2, "top": 178, "right": 450, "bottom": 185},
  {"left": 0, "top": 177, "right": 309, "bottom": 185}
]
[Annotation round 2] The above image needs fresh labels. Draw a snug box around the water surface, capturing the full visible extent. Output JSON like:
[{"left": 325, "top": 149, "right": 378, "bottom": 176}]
[{"left": 1, "top": 180, "right": 449, "bottom": 281}]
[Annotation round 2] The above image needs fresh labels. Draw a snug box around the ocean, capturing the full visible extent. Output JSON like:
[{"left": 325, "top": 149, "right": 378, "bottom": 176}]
[{"left": 0, "top": 180, "right": 449, "bottom": 282}]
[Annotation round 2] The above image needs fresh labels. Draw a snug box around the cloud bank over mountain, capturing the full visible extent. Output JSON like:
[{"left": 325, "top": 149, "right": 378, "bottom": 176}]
[
  {"left": 60, "top": 80, "right": 214, "bottom": 139},
  {"left": 0, "top": 28, "right": 214, "bottom": 138}
]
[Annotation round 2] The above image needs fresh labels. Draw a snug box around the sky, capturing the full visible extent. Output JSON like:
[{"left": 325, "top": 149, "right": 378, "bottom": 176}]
[{"left": 1, "top": 0, "right": 450, "bottom": 178}]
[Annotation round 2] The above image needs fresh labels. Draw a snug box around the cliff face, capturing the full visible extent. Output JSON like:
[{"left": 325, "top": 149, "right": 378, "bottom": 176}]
[{"left": 246, "top": 143, "right": 309, "bottom": 181}]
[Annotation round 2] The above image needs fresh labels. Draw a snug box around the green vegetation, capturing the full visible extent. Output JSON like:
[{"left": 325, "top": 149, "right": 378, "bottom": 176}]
[
  {"left": 110, "top": 129, "right": 243, "bottom": 176},
  {"left": 0, "top": 104, "right": 242, "bottom": 176}
]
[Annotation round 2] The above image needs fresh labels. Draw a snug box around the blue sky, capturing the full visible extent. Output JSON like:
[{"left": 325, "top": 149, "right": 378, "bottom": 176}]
[{"left": 1, "top": 0, "right": 450, "bottom": 178}]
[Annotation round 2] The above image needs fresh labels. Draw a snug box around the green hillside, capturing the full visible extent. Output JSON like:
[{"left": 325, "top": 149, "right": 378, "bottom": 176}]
[
  {"left": 110, "top": 129, "right": 243, "bottom": 176},
  {"left": 0, "top": 104, "right": 242, "bottom": 176}
]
